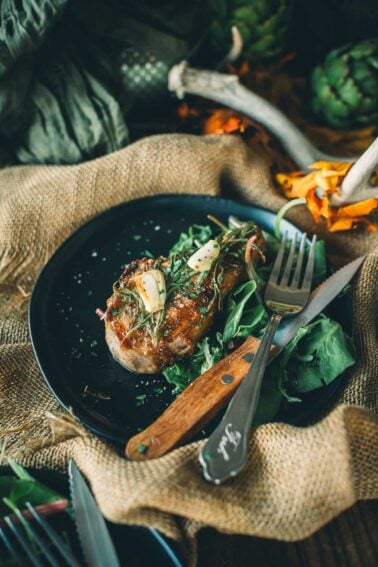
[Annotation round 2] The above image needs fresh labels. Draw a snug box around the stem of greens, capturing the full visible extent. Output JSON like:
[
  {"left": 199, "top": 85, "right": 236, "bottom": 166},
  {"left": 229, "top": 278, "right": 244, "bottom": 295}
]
[
  {"left": 274, "top": 198, "right": 307, "bottom": 239},
  {"left": 207, "top": 214, "right": 229, "bottom": 231},
  {"left": 3, "top": 497, "right": 34, "bottom": 539}
]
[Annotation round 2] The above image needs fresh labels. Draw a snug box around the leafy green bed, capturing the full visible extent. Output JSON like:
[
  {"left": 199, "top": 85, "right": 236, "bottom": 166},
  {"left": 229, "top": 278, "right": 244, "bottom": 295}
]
[{"left": 162, "top": 224, "right": 355, "bottom": 424}]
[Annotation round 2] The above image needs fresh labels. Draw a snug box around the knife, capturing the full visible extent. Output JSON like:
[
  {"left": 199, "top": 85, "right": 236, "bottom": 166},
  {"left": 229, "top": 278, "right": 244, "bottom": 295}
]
[
  {"left": 68, "top": 460, "right": 120, "bottom": 567},
  {"left": 125, "top": 256, "right": 365, "bottom": 461},
  {"left": 272, "top": 254, "right": 365, "bottom": 355}
]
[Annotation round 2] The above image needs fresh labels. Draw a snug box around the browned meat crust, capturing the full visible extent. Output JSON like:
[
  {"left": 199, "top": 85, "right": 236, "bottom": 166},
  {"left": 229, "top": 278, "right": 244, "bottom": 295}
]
[{"left": 104, "top": 228, "right": 265, "bottom": 374}]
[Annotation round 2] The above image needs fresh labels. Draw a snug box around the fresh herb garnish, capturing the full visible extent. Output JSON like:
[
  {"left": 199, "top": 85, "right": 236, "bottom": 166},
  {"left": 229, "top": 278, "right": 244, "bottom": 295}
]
[
  {"left": 165, "top": 220, "right": 260, "bottom": 314},
  {"left": 163, "top": 334, "right": 224, "bottom": 394},
  {"left": 169, "top": 224, "right": 212, "bottom": 254},
  {"left": 112, "top": 220, "right": 259, "bottom": 345}
]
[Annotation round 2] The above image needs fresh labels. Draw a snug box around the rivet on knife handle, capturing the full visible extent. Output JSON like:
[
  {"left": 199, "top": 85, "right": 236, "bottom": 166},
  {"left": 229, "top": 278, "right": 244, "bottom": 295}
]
[{"left": 125, "top": 336, "right": 262, "bottom": 460}]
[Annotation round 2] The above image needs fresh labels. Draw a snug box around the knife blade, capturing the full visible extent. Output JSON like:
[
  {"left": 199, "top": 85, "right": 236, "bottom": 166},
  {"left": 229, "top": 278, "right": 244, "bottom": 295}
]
[
  {"left": 125, "top": 255, "right": 365, "bottom": 461},
  {"left": 272, "top": 255, "right": 365, "bottom": 356},
  {"left": 68, "top": 460, "right": 120, "bottom": 567}
]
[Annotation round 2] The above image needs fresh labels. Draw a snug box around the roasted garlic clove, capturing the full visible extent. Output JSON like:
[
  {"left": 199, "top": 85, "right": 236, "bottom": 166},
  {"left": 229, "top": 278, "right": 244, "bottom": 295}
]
[
  {"left": 135, "top": 269, "right": 166, "bottom": 313},
  {"left": 187, "top": 240, "right": 220, "bottom": 272}
]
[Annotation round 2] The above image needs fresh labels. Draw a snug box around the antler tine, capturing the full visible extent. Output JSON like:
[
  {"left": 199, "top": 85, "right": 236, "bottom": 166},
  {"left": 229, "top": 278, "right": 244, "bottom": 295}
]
[
  {"left": 331, "top": 137, "right": 378, "bottom": 206},
  {"left": 223, "top": 26, "right": 243, "bottom": 64},
  {"left": 168, "top": 62, "right": 357, "bottom": 169}
]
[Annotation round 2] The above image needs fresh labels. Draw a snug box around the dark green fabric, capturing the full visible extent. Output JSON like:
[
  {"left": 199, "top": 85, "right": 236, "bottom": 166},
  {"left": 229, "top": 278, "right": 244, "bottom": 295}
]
[{"left": 0, "top": 0, "right": 219, "bottom": 165}]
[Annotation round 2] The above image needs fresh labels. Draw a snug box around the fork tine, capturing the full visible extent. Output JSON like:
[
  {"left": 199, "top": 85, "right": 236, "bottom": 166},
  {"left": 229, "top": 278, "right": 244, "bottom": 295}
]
[
  {"left": 301, "top": 234, "right": 317, "bottom": 291},
  {"left": 290, "top": 232, "right": 307, "bottom": 288},
  {"left": 280, "top": 233, "right": 298, "bottom": 286},
  {"left": 0, "top": 525, "right": 24, "bottom": 565},
  {"left": 22, "top": 516, "right": 60, "bottom": 567},
  {"left": 4, "top": 516, "right": 43, "bottom": 567},
  {"left": 26, "top": 503, "right": 82, "bottom": 567},
  {"left": 269, "top": 231, "right": 287, "bottom": 284}
]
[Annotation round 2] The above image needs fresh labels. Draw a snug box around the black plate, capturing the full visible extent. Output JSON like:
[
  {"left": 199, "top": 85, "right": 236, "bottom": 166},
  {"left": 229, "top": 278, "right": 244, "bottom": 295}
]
[
  {"left": 29, "top": 195, "right": 349, "bottom": 444},
  {"left": 0, "top": 466, "right": 183, "bottom": 567}
]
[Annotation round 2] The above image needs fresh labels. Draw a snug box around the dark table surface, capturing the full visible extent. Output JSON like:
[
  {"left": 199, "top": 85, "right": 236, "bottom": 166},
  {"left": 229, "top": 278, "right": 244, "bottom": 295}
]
[{"left": 197, "top": 501, "right": 378, "bottom": 567}]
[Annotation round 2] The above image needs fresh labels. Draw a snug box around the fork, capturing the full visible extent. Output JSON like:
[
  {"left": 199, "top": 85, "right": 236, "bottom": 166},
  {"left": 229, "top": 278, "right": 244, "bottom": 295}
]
[
  {"left": 0, "top": 502, "right": 82, "bottom": 566},
  {"left": 199, "top": 231, "right": 317, "bottom": 484}
]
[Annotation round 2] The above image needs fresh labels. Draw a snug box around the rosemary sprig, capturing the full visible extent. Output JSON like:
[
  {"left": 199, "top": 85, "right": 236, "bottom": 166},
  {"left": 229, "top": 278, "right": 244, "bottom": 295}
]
[{"left": 112, "top": 219, "right": 260, "bottom": 344}]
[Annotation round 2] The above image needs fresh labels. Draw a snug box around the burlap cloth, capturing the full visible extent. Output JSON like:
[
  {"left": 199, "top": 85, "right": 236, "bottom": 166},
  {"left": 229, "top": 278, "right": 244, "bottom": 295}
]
[{"left": 0, "top": 134, "right": 377, "bottom": 564}]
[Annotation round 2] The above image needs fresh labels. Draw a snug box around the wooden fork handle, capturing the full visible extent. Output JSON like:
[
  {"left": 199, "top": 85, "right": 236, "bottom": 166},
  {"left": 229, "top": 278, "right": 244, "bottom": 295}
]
[{"left": 125, "top": 336, "right": 277, "bottom": 461}]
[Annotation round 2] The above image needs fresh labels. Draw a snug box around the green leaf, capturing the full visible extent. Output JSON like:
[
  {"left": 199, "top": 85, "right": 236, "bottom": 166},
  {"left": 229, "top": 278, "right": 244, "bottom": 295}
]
[
  {"left": 169, "top": 225, "right": 212, "bottom": 255},
  {"left": 313, "top": 240, "right": 327, "bottom": 285},
  {"left": 235, "top": 304, "right": 266, "bottom": 338},
  {"left": 279, "top": 316, "right": 356, "bottom": 396},
  {"left": 7, "top": 457, "right": 35, "bottom": 482},
  {"left": 163, "top": 362, "right": 199, "bottom": 395},
  {"left": 0, "top": 475, "right": 65, "bottom": 516},
  {"left": 162, "top": 224, "right": 356, "bottom": 421},
  {"left": 1, "top": 459, "right": 66, "bottom": 516},
  {"left": 223, "top": 280, "right": 257, "bottom": 343},
  {"left": 163, "top": 333, "right": 226, "bottom": 394}
]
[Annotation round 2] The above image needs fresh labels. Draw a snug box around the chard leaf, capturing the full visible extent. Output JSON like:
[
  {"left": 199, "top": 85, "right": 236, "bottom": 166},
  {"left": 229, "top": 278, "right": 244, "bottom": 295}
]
[
  {"left": 162, "top": 363, "right": 196, "bottom": 395},
  {"left": 280, "top": 315, "right": 355, "bottom": 396},
  {"left": 223, "top": 280, "right": 257, "bottom": 343},
  {"left": 235, "top": 304, "right": 267, "bottom": 338},
  {"left": 276, "top": 325, "right": 316, "bottom": 401}
]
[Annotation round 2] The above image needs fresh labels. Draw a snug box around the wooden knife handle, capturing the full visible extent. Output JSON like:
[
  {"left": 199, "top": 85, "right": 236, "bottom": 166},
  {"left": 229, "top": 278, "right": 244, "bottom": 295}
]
[{"left": 125, "top": 336, "right": 274, "bottom": 461}]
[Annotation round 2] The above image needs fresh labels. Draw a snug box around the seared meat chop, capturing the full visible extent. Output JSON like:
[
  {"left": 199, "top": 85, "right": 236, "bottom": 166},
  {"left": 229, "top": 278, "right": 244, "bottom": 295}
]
[{"left": 104, "top": 227, "right": 264, "bottom": 374}]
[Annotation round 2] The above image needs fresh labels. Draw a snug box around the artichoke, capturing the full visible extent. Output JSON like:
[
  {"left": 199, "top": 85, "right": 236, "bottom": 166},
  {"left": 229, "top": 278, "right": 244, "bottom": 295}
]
[
  {"left": 310, "top": 38, "right": 378, "bottom": 129},
  {"left": 209, "top": 0, "right": 292, "bottom": 61}
]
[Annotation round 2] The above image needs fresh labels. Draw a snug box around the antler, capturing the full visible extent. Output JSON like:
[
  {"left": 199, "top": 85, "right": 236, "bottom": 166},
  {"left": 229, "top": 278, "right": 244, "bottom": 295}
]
[
  {"left": 220, "top": 26, "right": 243, "bottom": 65},
  {"left": 169, "top": 61, "right": 356, "bottom": 170},
  {"left": 331, "top": 137, "right": 378, "bottom": 205}
]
